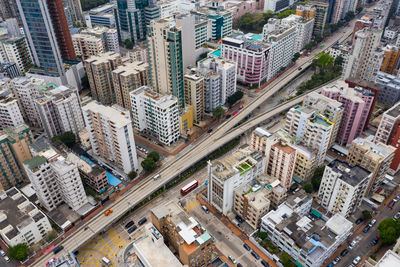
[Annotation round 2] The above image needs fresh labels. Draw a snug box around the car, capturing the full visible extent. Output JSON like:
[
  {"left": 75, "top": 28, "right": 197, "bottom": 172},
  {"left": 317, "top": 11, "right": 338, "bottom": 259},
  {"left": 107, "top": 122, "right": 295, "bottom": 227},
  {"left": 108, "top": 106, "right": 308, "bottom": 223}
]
[
  {"left": 333, "top": 256, "right": 341, "bottom": 264},
  {"left": 369, "top": 219, "right": 377, "bottom": 227},
  {"left": 363, "top": 225, "right": 370, "bottom": 233},
  {"left": 388, "top": 201, "right": 395, "bottom": 208},
  {"left": 298, "top": 67, "right": 303, "bottom": 71},
  {"left": 232, "top": 111, "right": 239, "bottom": 116},
  {"left": 125, "top": 221, "right": 134, "bottom": 229},
  {"left": 53, "top": 246, "right": 64, "bottom": 254},
  {"left": 243, "top": 243, "right": 251, "bottom": 251},
  {"left": 0, "top": 250, "right": 5, "bottom": 257},
  {"left": 127, "top": 225, "right": 137, "bottom": 233},
  {"left": 4, "top": 256, "right": 9, "bottom": 262},
  {"left": 201, "top": 205, "right": 209, "bottom": 213},
  {"left": 251, "top": 251, "right": 260, "bottom": 260},
  {"left": 394, "top": 195, "right": 400, "bottom": 202},
  {"left": 349, "top": 240, "right": 357, "bottom": 249},
  {"left": 207, "top": 129, "right": 213, "bottom": 133},
  {"left": 394, "top": 212, "right": 400, "bottom": 220},
  {"left": 138, "top": 217, "right": 147, "bottom": 225},
  {"left": 225, "top": 114, "right": 231, "bottom": 119},
  {"left": 237, "top": 264, "right": 243, "bottom": 267},
  {"left": 235, "top": 215, "right": 244, "bottom": 223},
  {"left": 228, "top": 256, "right": 237, "bottom": 264},
  {"left": 355, "top": 218, "right": 363, "bottom": 225},
  {"left": 371, "top": 238, "right": 378, "bottom": 246},
  {"left": 340, "top": 249, "right": 349, "bottom": 257},
  {"left": 261, "top": 260, "right": 270, "bottom": 267},
  {"left": 353, "top": 256, "right": 361, "bottom": 265}
]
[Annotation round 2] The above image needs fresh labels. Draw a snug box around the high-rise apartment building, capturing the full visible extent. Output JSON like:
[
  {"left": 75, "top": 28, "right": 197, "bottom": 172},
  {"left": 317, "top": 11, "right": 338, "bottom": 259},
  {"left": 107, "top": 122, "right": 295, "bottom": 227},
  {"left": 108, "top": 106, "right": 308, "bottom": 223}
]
[
  {"left": 351, "top": 15, "right": 374, "bottom": 43},
  {"left": 321, "top": 81, "right": 374, "bottom": 146},
  {"left": 130, "top": 86, "right": 180, "bottom": 146},
  {"left": 0, "top": 90, "right": 24, "bottom": 131},
  {"left": 35, "top": 85, "right": 85, "bottom": 139},
  {"left": 0, "top": 124, "right": 33, "bottom": 191},
  {"left": 381, "top": 45, "right": 400, "bottom": 75},
  {"left": 197, "top": 57, "right": 237, "bottom": 112},
  {"left": 207, "top": 148, "right": 265, "bottom": 214},
  {"left": 84, "top": 52, "right": 122, "bottom": 105},
  {"left": 63, "top": 0, "right": 83, "bottom": 23},
  {"left": 318, "top": 159, "right": 370, "bottom": 218},
  {"left": 112, "top": 61, "right": 149, "bottom": 110},
  {"left": 16, "top": 0, "right": 66, "bottom": 78},
  {"left": 80, "top": 27, "right": 120, "bottom": 53},
  {"left": 82, "top": 101, "right": 138, "bottom": 174},
  {"left": 0, "top": 36, "right": 32, "bottom": 73},
  {"left": 303, "top": 91, "right": 343, "bottom": 147},
  {"left": 282, "top": 14, "right": 314, "bottom": 53},
  {"left": 151, "top": 202, "right": 213, "bottom": 267},
  {"left": 72, "top": 34, "right": 105, "bottom": 60},
  {"left": 285, "top": 106, "right": 333, "bottom": 166},
  {"left": 301, "top": 2, "right": 328, "bottom": 36},
  {"left": 0, "top": 0, "right": 18, "bottom": 22},
  {"left": 347, "top": 136, "right": 395, "bottom": 195},
  {"left": 191, "top": 7, "right": 232, "bottom": 41},
  {"left": 344, "top": 27, "right": 383, "bottom": 83},
  {"left": 184, "top": 73, "right": 204, "bottom": 123},
  {"left": 147, "top": 17, "right": 184, "bottom": 107},
  {"left": 375, "top": 71, "right": 400, "bottom": 107}
]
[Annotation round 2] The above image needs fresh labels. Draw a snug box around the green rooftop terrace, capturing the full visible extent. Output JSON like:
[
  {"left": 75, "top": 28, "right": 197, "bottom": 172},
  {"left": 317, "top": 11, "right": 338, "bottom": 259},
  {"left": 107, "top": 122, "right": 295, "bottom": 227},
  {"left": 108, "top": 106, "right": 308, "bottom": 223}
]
[{"left": 23, "top": 156, "right": 47, "bottom": 171}]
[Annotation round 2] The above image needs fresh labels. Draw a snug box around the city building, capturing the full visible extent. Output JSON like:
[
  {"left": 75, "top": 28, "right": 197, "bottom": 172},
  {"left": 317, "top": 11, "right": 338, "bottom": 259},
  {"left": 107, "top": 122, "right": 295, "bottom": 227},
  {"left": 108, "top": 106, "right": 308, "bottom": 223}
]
[
  {"left": 375, "top": 71, "right": 400, "bottom": 107},
  {"left": 128, "top": 43, "right": 147, "bottom": 62},
  {"left": 151, "top": 201, "right": 213, "bottom": 267},
  {"left": 351, "top": 15, "right": 374, "bottom": 43},
  {"left": 47, "top": 253, "right": 79, "bottom": 267},
  {"left": 0, "top": 124, "right": 33, "bottom": 191},
  {"left": 233, "top": 184, "right": 270, "bottom": 229},
  {"left": 85, "top": 3, "right": 115, "bottom": 28},
  {"left": 184, "top": 73, "right": 204, "bottom": 123},
  {"left": 207, "top": 148, "right": 266, "bottom": 214},
  {"left": 9, "top": 77, "right": 45, "bottom": 128},
  {"left": 305, "top": 2, "right": 328, "bottom": 36},
  {"left": 112, "top": 61, "right": 149, "bottom": 110},
  {"left": 114, "top": 0, "right": 148, "bottom": 45},
  {"left": 381, "top": 45, "right": 400, "bottom": 75},
  {"left": 64, "top": 0, "right": 83, "bottom": 23},
  {"left": 72, "top": 34, "right": 105, "bottom": 60},
  {"left": 260, "top": 203, "right": 352, "bottom": 267},
  {"left": 0, "top": 62, "right": 20, "bottom": 78},
  {"left": 147, "top": 17, "right": 185, "bottom": 107},
  {"left": 174, "top": 13, "right": 196, "bottom": 69},
  {"left": 344, "top": 27, "right": 384, "bottom": 83},
  {"left": 384, "top": 25, "right": 399, "bottom": 40},
  {"left": 157, "top": 0, "right": 195, "bottom": 18},
  {"left": 318, "top": 159, "right": 370, "bottom": 217},
  {"left": 178, "top": 105, "right": 194, "bottom": 135},
  {"left": 66, "top": 153, "right": 108, "bottom": 193},
  {"left": 0, "top": 187, "right": 52, "bottom": 247},
  {"left": 0, "top": 90, "right": 24, "bottom": 131},
  {"left": 80, "top": 27, "right": 120, "bottom": 53},
  {"left": 82, "top": 101, "right": 138, "bottom": 174},
  {"left": 285, "top": 106, "right": 333, "bottom": 166},
  {"left": 35, "top": 85, "right": 85, "bottom": 139},
  {"left": 197, "top": 57, "right": 237, "bottom": 112},
  {"left": 347, "top": 136, "right": 395, "bottom": 195},
  {"left": 24, "top": 145, "right": 87, "bottom": 211},
  {"left": 388, "top": 121, "right": 400, "bottom": 175},
  {"left": 303, "top": 91, "right": 343, "bottom": 147},
  {"left": 130, "top": 223, "right": 184, "bottom": 267},
  {"left": 281, "top": 14, "right": 314, "bottom": 53},
  {"left": 0, "top": 35, "right": 32, "bottom": 73},
  {"left": 130, "top": 86, "right": 180, "bottom": 146},
  {"left": 264, "top": 0, "right": 294, "bottom": 12},
  {"left": 366, "top": 250, "right": 400, "bottom": 267},
  {"left": 84, "top": 52, "right": 122, "bottom": 105},
  {"left": 0, "top": 0, "right": 18, "bottom": 22},
  {"left": 321, "top": 81, "right": 374, "bottom": 146}
]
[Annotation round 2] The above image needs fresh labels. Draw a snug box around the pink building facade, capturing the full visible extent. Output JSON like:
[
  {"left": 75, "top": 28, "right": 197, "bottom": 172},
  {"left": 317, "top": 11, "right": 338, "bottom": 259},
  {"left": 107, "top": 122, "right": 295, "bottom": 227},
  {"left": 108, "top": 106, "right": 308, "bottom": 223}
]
[
  {"left": 321, "top": 81, "right": 374, "bottom": 146},
  {"left": 224, "top": 0, "right": 258, "bottom": 21}
]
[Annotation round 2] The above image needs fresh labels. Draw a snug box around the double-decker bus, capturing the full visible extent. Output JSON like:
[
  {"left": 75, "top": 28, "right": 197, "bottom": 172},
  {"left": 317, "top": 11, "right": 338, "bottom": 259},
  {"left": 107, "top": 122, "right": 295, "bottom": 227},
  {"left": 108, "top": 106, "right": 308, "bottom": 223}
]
[{"left": 181, "top": 180, "right": 198, "bottom": 196}]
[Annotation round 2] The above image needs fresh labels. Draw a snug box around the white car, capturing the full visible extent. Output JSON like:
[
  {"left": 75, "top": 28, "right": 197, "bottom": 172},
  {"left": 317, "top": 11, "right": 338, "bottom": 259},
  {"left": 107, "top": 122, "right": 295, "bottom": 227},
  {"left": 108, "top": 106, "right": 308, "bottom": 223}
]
[
  {"left": 0, "top": 250, "right": 5, "bottom": 256},
  {"left": 4, "top": 255, "right": 10, "bottom": 262},
  {"left": 349, "top": 240, "right": 357, "bottom": 249},
  {"left": 394, "top": 212, "right": 400, "bottom": 220},
  {"left": 353, "top": 256, "right": 361, "bottom": 265}
]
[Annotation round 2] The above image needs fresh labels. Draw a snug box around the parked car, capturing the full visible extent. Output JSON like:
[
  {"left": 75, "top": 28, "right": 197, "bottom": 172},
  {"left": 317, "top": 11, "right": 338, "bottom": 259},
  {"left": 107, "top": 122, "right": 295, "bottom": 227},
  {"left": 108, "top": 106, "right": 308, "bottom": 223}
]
[
  {"left": 349, "top": 240, "right": 357, "bottom": 249},
  {"left": 394, "top": 195, "right": 400, "bottom": 202},
  {"left": 237, "top": 264, "right": 243, "bottom": 267},
  {"left": 228, "top": 256, "right": 237, "bottom": 264},
  {"left": 53, "top": 246, "right": 64, "bottom": 254},
  {"left": 235, "top": 215, "right": 244, "bottom": 223},
  {"left": 202, "top": 205, "right": 209, "bottom": 213},
  {"left": 4, "top": 256, "right": 9, "bottom": 262},
  {"left": 128, "top": 225, "right": 137, "bottom": 233},
  {"left": 340, "top": 249, "right": 349, "bottom": 257},
  {"left": 243, "top": 243, "right": 251, "bottom": 251},
  {"left": 394, "top": 212, "right": 400, "bottom": 220},
  {"left": 371, "top": 238, "right": 378, "bottom": 246},
  {"left": 368, "top": 219, "right": 377, "bottom": 227},
  {"left": 251, "top": 251, "right": 260, "bottom": 260},
  {"left": 0, "top": 250, "right": 5, "bottom": 257},
  {"left": 388, "top": 200, "right": 395, "bottom": 208},
  {"left": 125, "top": 221, "right": 134, "bottom": 229},
  {"left": 353, "top": 256, "right": 361, "bottom": 265},
  {"left": 138, "top": 218, "right": 147, "bottom": 225},
  {"left": 363, "top": 225, "right": 370, "bottom": 233},
  {"left": 355, "top": 218, "right": 363, "bottom": 225},
  {"left": 333, "top": 256, "right": 341, "bottom": 264},
  {"left": 261, "top": 260, "right": 270, "bottom": 267},
  {"left": 207, "top": 129, "right": 213, "bottom": 133}
]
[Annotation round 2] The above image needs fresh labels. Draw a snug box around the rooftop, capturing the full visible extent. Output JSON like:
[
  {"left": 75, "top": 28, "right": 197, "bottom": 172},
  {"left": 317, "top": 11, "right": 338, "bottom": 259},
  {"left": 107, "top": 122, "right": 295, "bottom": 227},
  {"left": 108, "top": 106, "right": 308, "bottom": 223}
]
[
  {"left": 235, "top": 184, "right": 270, "bottom": 210},
  {"left": 82, "top": 101, "right": 132, "bottom": 128},
  {"left": 374, "top": 250, "right": 400, "bottom": 267},
  {"left": 384, "top": 101, "right": 400, "bottom": 119},
  {"left": 352, "top": 135, "right": 396, "bottom": 160},
  {"left": 23, "top": 155, "right": 47, "bottom": 171},
  {"left": 131, "top": 86, "right": 178, "bottom": 109},
  {"left": 327, "top": 159, "right": 371, "bottom": 187},
  {"left": 112, "top": 61, "right": 148, "bottom": 77},
  {"left": 84, "top": 52, "right": 120, "bottom": 65}
]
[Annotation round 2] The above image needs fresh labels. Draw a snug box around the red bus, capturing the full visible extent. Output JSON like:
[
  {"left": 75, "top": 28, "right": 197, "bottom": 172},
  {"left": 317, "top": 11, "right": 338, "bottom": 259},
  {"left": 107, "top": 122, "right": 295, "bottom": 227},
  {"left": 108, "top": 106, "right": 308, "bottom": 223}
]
[{"left": 181, "top": 180, "right": 198, "bottom": 196}]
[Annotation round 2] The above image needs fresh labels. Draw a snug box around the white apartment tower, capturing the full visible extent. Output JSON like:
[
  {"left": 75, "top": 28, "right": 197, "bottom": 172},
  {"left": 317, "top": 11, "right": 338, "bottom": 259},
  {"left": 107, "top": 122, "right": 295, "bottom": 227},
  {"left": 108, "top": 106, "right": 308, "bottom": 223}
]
[
  {"left": 318, "top": 159, "right": 371, "bottom": 218},
  {"left": 130, "top": 86, "right": 180, "bottom": 146},
  {"left": 0, "top": 90, "right": 24, "bottom": 131},
  {"left": 82, "top": 101, "right": 138, "bottom": 174},
  {"left": 281, "top": 15, "right": 314, "bottom": 53}
]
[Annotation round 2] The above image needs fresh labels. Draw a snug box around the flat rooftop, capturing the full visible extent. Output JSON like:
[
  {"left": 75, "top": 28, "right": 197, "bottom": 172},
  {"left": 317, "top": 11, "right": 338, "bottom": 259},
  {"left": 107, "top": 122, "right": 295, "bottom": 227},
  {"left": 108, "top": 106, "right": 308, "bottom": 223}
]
[
  {"left": 352, "top": 136, "right": 395, "bottom": 160},
  {"left": 131, "top": 86, "right": 178, "bottom": 109},
  {"left": 112, "top": 61, "right": 148, "bottom": 77},
  {"left": 82, "top": 101, "right": 132, "bottom": 128},
  {"left": 327, "top": 159, "right": 371, "bottom": 187},
  {"left": 385, "top": 101, "right": 400, "bottom": 119},
  {"left": 374, "top": 250, "right": 400, "bottom": 267},
  {"left": 84, "top": 51, "right": 120, "bottom": 65}
]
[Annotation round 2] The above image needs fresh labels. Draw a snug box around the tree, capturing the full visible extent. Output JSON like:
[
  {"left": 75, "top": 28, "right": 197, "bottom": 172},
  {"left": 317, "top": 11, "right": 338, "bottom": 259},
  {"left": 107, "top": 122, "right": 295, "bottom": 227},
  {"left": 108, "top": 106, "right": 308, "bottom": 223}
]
[
  {"left": 304, "top": 183, "right": 313, "bottom": 194},
  {"left": 8, "top": 243, "right": 28, "bottom": 261},
  {"left": 128, "top": 171, "right": 137, "bottom": 180},
  {"left": 378, "top": 218, "right": 400, "bottom": 245},
  {"left": 311, "top": 166, "right": 325, "bottom": 191},
  {"left": 304, "top": 42, "right": 314, "bottom": 51},
  {"left": 280, "top": 251, "right": 296, "bottom": 267},
  {"left": 212, "top": 106, "right": 225, "bottom": 120},
  {"left": 226, "top": 91, "right": 244, "bottom": 107},
  {"left": 362, "top": 210, "right": 372, "bottom": 221},
  {"left": 148, "top": 151, "right": 160, "bottom": 162},
  {"left": 314, "top": 34, "right": 323, "bottom": 44},
  {"left": 292, "top": 52, "right": 300, "bottom": 62},
  {"left": 277, "top": 10, "right": 295, "bottom": 19},
  {"left": 356, "top": 7, "right": 363, "bottom": 14},
  {"left": 52, "top": 132, "right": 76, "bottom": 148},
  {"left": 344, "top": 11, "right": 355, "bottom": 22},
  {"left": 124, "top": 39, "right": 134, "bottom": 49},
  {"left": 313, "top": 52, "right": 334, "bottom": 73},
  {"left": 141, "top": 158, "right": 157, "bottom": 172},
  {"left": 258, "top": 232, "right": 268, "bottom": 240}
]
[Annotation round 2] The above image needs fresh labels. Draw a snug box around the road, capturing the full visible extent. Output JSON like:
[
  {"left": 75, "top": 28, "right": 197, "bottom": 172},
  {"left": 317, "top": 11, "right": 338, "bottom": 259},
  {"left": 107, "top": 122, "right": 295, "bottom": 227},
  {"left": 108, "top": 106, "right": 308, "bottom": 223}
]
[{"left": 32, "top": 17, "right": 357, "bottom": 267}]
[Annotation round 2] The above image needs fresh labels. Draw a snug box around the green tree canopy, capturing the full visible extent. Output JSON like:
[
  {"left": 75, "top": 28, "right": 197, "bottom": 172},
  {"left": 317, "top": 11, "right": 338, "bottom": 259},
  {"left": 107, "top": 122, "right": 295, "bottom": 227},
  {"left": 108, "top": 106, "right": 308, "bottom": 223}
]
[
  {"left": 378, "top": 218, "right": 400, "bottom": 245},
  {"left": 8, "top": 243, "right": 28, "bottom": 261},
  {"left": 280, "top": 251, "right": 296, "bottom": 267},
  {"left": 362, "top": 210, "right": 372, "bottom": 221},
  {"left": 226, "top": 91, "right": 244, "bottom": 107},
  {"left": 212, "top": 106, "right": 225, "bottom": 120},
  {"left": 141, "top": 158, "right": 157, "bottom": 172},
  {"left": 311, "top": 166, "right": 326, "bottom": 191},
  {"left": 313, "top": 52, "right": 334, "bottom": 72},
  {"left": 128, "top": 171, "right": 137, "bottom": 180},
  {"left": 304, "top": 183, "right": 313, "bottom": 194},
  {"left": 52, "top": 132, "right": 76, "bottom": 148},
  {"left": 292, "top": 52, "right": 300, "bottom": 62},
  {"left": 124, "top": 39, "right": 134, "bottom": 49},
  {"left": 258, "top": 232, "right": 268, "bottom": 239},
  {"left": 344, "top": 11, "right": 355, "bottom": 22},
  {"left": 148, "top": 151, "right": 160, "bottom": 162}
]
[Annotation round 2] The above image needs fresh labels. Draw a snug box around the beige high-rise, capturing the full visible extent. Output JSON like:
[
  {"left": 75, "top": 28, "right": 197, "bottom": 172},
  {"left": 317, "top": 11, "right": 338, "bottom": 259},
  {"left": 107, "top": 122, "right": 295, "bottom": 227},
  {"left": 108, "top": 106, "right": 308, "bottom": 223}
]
[
  {"left": 184, "top": 73, "right": 204, "bottom": 123},
  {"left": 72, "top": 33, "right": 104, "bottom": 60}
]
